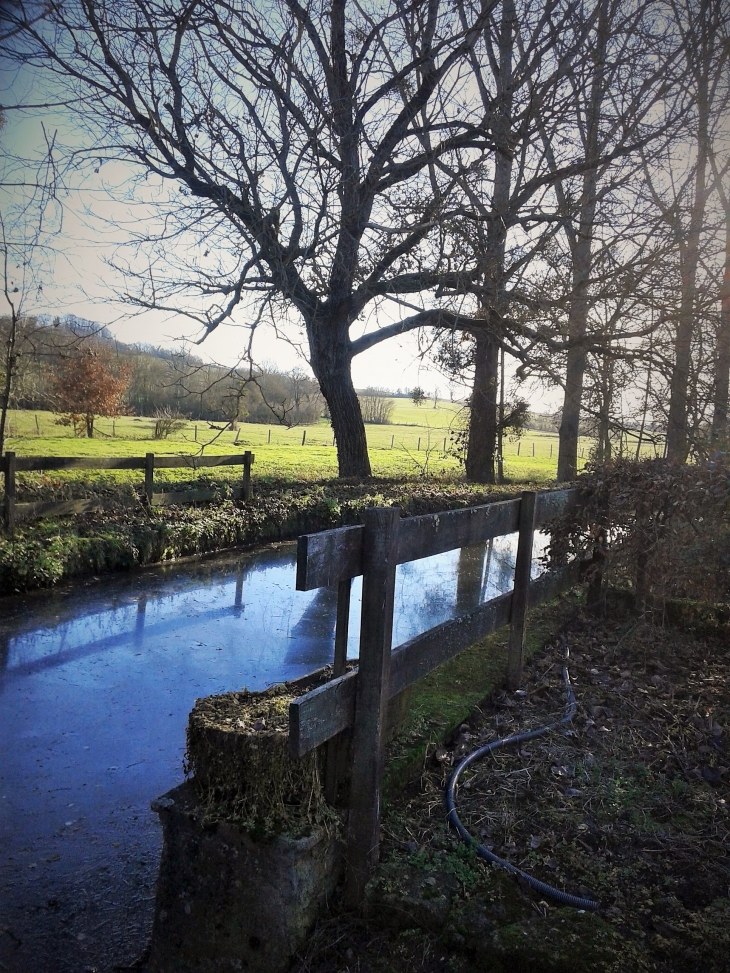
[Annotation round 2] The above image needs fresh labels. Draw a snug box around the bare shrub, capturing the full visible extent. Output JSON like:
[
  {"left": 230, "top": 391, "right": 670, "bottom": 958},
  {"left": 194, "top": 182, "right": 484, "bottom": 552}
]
[
  {"left": 154, "top": 407, "right": 187, "bottom": 439},
  {"left": 359, "top": 389, "right": 394, "bottom": 425}
]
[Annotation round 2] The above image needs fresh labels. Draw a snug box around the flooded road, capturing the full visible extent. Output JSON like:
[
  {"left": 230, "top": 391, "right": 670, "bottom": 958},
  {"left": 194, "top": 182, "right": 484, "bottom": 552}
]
[{"left": 0, "top": 532, "right": 541, "bottom": 972}]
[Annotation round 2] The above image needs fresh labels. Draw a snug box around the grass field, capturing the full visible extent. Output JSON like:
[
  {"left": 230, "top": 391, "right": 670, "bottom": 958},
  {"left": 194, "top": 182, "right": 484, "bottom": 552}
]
[{"left": 3, "top": 403, "right": 661, "bottom": 492}]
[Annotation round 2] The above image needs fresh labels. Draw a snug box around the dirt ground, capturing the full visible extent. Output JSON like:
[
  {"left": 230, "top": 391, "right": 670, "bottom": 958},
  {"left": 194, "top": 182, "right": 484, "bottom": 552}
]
[{"left": 292, "top": 597, "right": 730, "bottom": 973}]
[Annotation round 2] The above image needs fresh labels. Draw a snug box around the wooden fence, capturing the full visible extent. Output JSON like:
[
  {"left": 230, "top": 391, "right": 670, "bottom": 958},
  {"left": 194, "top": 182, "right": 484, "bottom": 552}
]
[
  {"left": 290, "top": 487, "right": 580, "bottom": 903},
  {"left": 1, "top": 450, "right": 254, "bottom": 531}
]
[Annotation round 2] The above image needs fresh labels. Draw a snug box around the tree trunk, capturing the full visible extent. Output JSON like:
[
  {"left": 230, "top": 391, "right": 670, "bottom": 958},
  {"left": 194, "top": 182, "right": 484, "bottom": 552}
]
[
  {"left": 497, "top": 345, "right": 505, "bottom": 483},
  {"left": 556, "top": 0, "right": 608, "bottom": 482},
  {"left": 86, "top": 413, "right": 95, "bottom": 438},
  {"left": 596, "top": 354, "right": 613, "bottom": 465},
  {"left": 665, "top": 3, "right": 710, "bottom": 463},
  {"left": 557, "top": 228, "right": 595, "bottom": 480},
  {"left": 635, "top": 342, "right": 653, "bottom": 460},
  {"left": 0, "top": 330, "right": 16, "bottom": 458},
  {"left": 310, "top": 326, "right": 371, "bottom": 478},
  {"left": 711, "top": 194, "right": 730, "bottom": 445},
  {"left": 465, "top": 330, "right": 499, "bottom": 483},
  {"left": 558, "top": 335, "right": 588, "bottom": 481},
  {"left": 464, "top": 0, "right": 514, "bottom": 482}
]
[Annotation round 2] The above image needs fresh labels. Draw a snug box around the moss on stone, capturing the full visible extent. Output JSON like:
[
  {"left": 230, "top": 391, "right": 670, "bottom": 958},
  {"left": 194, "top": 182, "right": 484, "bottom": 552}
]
[{"left": 185, "top": 682, "right": 337, "bottom": 837}]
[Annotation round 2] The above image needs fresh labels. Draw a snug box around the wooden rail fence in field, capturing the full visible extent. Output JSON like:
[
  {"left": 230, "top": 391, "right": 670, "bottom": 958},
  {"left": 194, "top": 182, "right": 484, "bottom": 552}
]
[
  {"left": 1, "top": 450, "right": 254, "bottom": 531},
  {"left": 290, "top": 487, "right": 581, "bottom": 904}
]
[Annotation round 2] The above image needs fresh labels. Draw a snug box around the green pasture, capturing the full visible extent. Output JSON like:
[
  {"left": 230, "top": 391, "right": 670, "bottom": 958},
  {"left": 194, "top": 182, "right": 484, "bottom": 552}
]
[{"left": 2, "top": 407, "right": 661, "bottom": 497}]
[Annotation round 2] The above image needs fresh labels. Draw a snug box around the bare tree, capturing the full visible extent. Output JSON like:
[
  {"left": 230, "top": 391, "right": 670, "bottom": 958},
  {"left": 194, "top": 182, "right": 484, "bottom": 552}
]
[
  {"left": 429, "top": 0, "right": 675, "bottom": 482},
  {"left": 9, "top": 0, "right": 511, "bottom": 477},
  {"left": 544, "top": 0, "right": 691, "bottom": 480},
  {"left": 359, "top": 389, "right": 394, "bottom": 424},
  {"left": 641, "top": 0, "right": 729, "bottom": 463},
  {"left": 709, "top": 153, "right": 730, "bottom": 446}
]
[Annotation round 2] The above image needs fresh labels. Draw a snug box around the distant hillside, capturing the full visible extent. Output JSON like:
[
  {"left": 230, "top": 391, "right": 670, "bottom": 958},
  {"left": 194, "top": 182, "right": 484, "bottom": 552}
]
[{"left": 3, "top": 314, "right": 323, "bottom": 425}]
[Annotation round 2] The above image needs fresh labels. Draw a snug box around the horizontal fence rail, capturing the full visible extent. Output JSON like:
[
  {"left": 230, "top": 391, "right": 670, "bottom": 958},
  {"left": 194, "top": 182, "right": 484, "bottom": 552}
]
[
  {"left": 295, "top": 489, "right": 578, "bottom": 591},
  {"left": 289, "top": 488, "right": 582, "bottom": 905},
  {"left": 1, "top": 450, "right": 255, "bottom": 531},
  {"left": 289, "top": 560, "right": 581, "bottom": 759}
]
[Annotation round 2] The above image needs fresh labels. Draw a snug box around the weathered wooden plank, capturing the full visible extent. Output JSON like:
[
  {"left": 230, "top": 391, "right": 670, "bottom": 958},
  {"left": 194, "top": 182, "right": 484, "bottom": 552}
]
[
  {"left": 289, "top": 669, "right": 357, "bottom": 758},
  {"left": 296, "top": 500, "right": 521, "bottom": 590},
  {"left": 507, "top": 491, "right": 538, "bottom": 689},
  {"left": 534, "top": 488, "right": 579, "bottom": 529},
  {"left": 152, "top": 454, "right": 248, "bottom": 469},
  {"left": 4, "top": 452, "right": 16, "bottom": 532},
  {"left": 296, "top": 525, "right": 364, "bottom": 591},
  {"left": 396, "top": 499, "right": 520, "bottom": 564},
  {"left": 13, "top": 456, "right": 146, "bottom": 472},
  {"left": 145, "top": 453, "right": 155, "bottom": 504},
  {"left": 390, "top": 591, "right": 513, "bottom": 696},
  {"left": 242, "top": 451, "right": 254, "bottom": 501},
  {"left": 345, "top": 507, "right": 401, "bottom": 905},
  {"left": 14, "top": 496, "right": 138, "bottom": 521},
  {"left": 11, "top": 453, "right": 250, "bottom": 472}
]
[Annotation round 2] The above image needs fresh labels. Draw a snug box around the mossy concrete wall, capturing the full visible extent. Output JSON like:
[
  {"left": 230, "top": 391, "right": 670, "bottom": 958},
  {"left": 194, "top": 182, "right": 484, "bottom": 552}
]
[{"left": 147, "top": 782, "right": 342, "bottom": 973}]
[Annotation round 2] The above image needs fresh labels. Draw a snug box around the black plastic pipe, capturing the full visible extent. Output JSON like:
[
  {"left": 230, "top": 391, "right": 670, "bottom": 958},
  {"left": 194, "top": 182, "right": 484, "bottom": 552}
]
[{"left": 445, "top": 639, "right": 599, "bottom": 911}]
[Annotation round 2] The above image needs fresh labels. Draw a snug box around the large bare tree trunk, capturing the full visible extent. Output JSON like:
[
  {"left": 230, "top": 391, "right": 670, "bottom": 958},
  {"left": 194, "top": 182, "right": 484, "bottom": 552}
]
[
  {"left": 0, "top": 323, "right": 16, "bottom": 457},
  {"left": 465, "top": 330, "right": 499, "bottom": 483},
  {"left": 310, "top": 324, "right": 371, "bottom": 478},
  {"left": 465, "top": 0, "right": 514, "bottom": 483},
  {"left": 558, "top": 294, "right": 590, "bottom": 479},
  {"left": 556, "top": 0, "right": 608, "bottom": 482},
  {"left": 595, "top": 353, "right": 613, "bottom": 465}
]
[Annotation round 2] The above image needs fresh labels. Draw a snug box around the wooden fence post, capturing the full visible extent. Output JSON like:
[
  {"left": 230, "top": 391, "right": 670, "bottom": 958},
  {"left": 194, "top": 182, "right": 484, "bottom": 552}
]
[
  {"left": 145, "top": 453, "right": 155, "bottom": 505},
  {"left": 344, "top": 506, "right": 400, "bottom": 906},
  {"left": 507, "top": 490, "right": 537, "bottom": 689},
  {"left": 268, "top": 429, "right": 271, "bottom": 444},
  {"left": 4, "top": 452, "right": 16, "bottom": 533},
  {"left": 302, "top": 430, "right": 307, "bottom": 446},
  {"left": 242, "top": 451, "right": 253, "bottom": 501}
]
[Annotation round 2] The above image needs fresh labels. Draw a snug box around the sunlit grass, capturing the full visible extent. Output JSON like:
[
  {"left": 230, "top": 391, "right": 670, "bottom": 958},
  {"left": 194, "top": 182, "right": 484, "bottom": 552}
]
[{"left": 3, "top": 406, "right": 661, "bottom": 493}]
